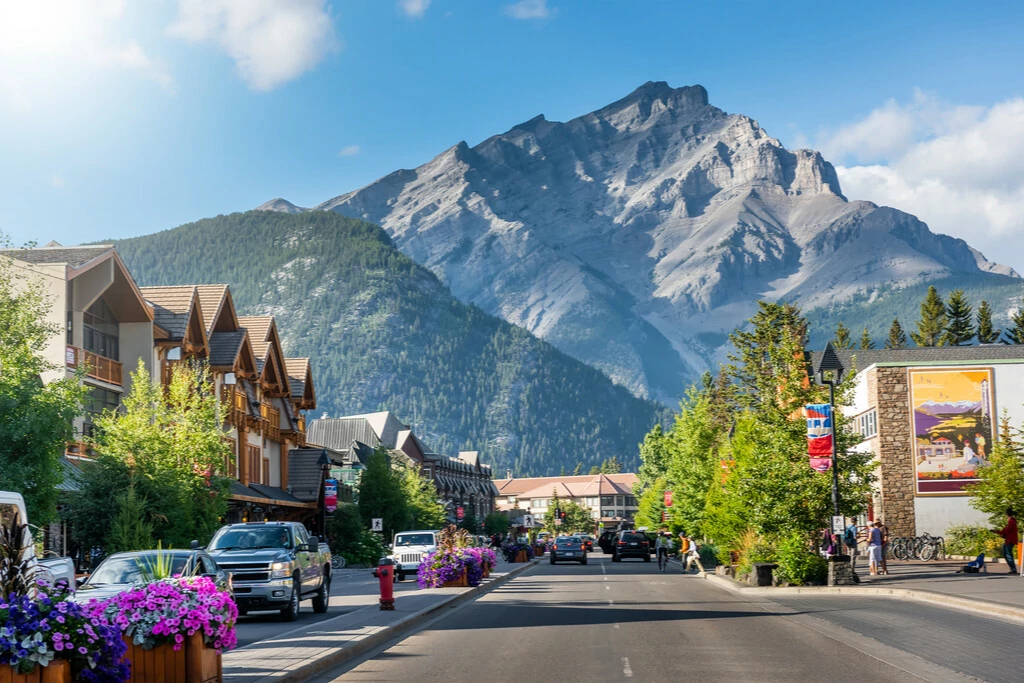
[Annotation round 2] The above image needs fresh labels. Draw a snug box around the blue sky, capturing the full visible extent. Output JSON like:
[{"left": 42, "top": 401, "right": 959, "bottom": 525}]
[{"left": 2, "top": 0, "right": 1023, "bottom": 264}]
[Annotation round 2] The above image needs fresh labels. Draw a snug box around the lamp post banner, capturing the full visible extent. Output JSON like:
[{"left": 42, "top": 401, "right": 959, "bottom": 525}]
[{"left": 806, "top": 403, "right": 834, "bottom": 467}]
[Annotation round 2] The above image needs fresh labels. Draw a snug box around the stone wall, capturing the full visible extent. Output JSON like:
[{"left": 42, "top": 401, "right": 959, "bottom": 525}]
[{"left": 875, "top": 366, "right": 915, "bottom": 537}]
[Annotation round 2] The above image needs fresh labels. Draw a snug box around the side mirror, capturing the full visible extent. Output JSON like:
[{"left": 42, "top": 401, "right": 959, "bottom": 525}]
[
  {"left": 308, "top": 535, "right": 319, "bottom": 546},
  {"left": 76, "top": 576, "right": 88, "bottom": 586},
  {"left": 190, "top": 540, "right": 200, "bottom": 549}
]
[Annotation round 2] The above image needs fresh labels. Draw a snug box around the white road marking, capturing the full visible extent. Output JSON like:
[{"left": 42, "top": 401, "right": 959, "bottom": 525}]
[
  {"left": 601, "top": 562, "right": 606, "bottom": 574},
  {"left": 608, "top": 599, "right": 614, "bottom": 606},
  {"left": 622, "top": 657, "right": 633, "bottom": 678},
  {"left": 605, "top": 585, "right": 610, "bottom": 590},
  {"left": 613, "top": 623, "right": 620, "bottom": 629}
]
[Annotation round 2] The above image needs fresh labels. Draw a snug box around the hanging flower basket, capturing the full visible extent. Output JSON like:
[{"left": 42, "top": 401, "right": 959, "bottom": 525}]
[{"left": 0, "top": 660, "right": 70, "bottom": 683}]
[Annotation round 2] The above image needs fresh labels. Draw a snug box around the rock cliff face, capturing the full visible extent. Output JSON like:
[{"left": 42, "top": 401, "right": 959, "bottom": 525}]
[{"left": 311, "top": 82, "right": 1016, "bottom": 402}]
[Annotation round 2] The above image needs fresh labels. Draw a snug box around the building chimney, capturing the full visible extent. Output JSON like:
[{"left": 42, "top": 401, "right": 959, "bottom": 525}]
[
  {"left": 506, "top": 469, "right": 512, "bottom": 479},
  {"left": 321, "top": 412, "right": 329, "bottom": 419}
]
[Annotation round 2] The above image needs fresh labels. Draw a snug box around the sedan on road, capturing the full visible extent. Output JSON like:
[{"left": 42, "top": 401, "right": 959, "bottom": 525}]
[
  {"left": 612, "top": 531, "right": 651, "bottom": 562},
  {"left": 73, "top": 549, "right": 230, "bottom": 602},
  {"left": 550, "top": 536, "right": 588, "bottom": 565}
]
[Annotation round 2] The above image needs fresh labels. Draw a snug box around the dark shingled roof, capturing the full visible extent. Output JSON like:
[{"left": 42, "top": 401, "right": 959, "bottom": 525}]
[
  {"left": 2, "top": 245, "right": 113, "bottom": 268},
  {"left": 287, "top": 448, "right": 329, "bottom": 502},
  {"left": 809, "top": 345, "right": 1024, "bottom": 373},
  {"left": 209, "top": 330, "right": 246, "bottom": 367},
  {"left": 306, "top": 417, "right": 381, "bottom": 452},
  {"left": 229, "top": 481, "right": 305, "bottom": 505},
  {"left": 284, "top": 358, "right": 310, "bottom": 397},
  {"left": 140, "top": 286, "right": 196, "bottom": 341}
]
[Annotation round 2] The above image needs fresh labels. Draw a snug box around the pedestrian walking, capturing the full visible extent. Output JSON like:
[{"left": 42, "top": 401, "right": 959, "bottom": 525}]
[
  {"left": 683, "top": 533, "right": 705, "bottom": 575},
  {"left": 994, "top": 508, "right": 1019, "bottom": 574},
  {"left": 844, "top": 518, "right": 859, "bottom": 572},
  {"left": 867, "top": 521, "right": 884, "bottom": 575},
  {"left": 878, "top": 519, "right": 889, "bottom": 574}
]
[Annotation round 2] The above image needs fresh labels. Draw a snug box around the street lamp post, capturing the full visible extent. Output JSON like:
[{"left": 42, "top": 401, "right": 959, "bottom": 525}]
[{"left": 814, "top": 341, "right": 845, "bottom": 521}]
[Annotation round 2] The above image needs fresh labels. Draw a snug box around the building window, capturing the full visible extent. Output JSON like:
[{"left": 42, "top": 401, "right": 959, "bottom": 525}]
[
  {"left": 601, "top": 496, "right": 614, "bottom": 506},
  {"left": 82, "top": 297, "right": 119, "bottom": 360},
  {"left": 224, "top": 438, "right": 237, "bottom": 477},
  {"left": 615, "top": 496, "right": 623, "bottom": 506},
  {"left": 601, "top": 509, "right": 614, "bottom": 518},
  {"left": 857, "top": 409, "right": 878, "bottom": 439},
  {"left": 82, "top": 386, "right": 119, "bottom": 437},
  {"left": 262, "top": 457, "right": 270, "bottom": 486},
  {"left": 625, "top": 496, "right": 637, "bottom": 507}
]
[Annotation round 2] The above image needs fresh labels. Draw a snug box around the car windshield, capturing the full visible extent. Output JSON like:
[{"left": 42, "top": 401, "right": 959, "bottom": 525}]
[
  {"left": 209, "top": 527, "right": 292, "bottom": 550},
  {"left": 87, "top": 554, "right": 189, "bottom": 585},
  {"left": 622, "top": 534, "right": 646, "bottom": 542},
  {"left": 395, "top": 533, "right": 435, "bottom": 547}
]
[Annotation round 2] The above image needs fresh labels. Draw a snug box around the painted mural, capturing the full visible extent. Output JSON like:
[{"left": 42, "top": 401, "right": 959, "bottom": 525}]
[{"left": 909, "top": 368, "right": 995, "bottom": 495}]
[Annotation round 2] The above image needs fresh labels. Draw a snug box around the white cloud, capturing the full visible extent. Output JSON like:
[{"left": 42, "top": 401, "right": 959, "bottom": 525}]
[
  {"left": 398, "top": 0, "right": 431, "bottom": 18},
  {"left": 0, "top": 0, "right": 173, "bottom": 109},
  {"left": 168, "top": 0, "right": 338, "bottom": 91},
  {"left": 338, "top": 145, "right": 361, "bottom": 157},
  {"left": 815, "top": 94, "right": 1024, "bottom": 267},
  {"left": 504, "top": 0, "right": 552, "bottom": 20}
]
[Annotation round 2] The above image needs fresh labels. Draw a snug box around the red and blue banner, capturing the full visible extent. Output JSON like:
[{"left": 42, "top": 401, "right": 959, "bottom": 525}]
[
  {"left": 806, "top": 403, "right": 833, "bottom": 472},
  {"left": 324, "top": 478, "right": 338, "bottom": 513}
]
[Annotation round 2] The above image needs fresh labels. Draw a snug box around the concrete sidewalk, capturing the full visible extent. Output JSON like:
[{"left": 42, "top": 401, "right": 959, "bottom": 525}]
[{"left": 223, "top": 559, "right": 538, "bottom": 682}]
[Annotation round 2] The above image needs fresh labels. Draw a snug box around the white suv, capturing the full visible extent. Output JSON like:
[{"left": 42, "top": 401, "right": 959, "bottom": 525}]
[{"left": 390, "top": 530, "right": 439, "bottom": 581}]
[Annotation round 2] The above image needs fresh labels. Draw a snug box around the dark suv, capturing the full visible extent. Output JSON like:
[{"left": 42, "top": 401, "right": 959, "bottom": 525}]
[{"left": 612, "top": 531, "right": 651, "bottom": 562}]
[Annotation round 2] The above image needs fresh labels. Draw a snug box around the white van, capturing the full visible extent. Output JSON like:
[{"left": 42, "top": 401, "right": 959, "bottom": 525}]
[{"left": 1, "top": 490, "right": 76, "bottom": 590}]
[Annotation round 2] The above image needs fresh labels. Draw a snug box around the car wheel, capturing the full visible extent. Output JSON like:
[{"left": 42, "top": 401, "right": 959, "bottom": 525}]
[
  {"left": 643, "top": 554, "right": 651, "bottom": 562},
  {"left": 550, "top": 554, "right": 556, "bottom": 564},
  {"left": 280, "top": 579, "right": 301, "bottom": 622},
  {"left": 612, "top": 553, "right": 620, "bottom": 562},
  {"left": 396, "top": 571, "right": 405, "bottom": 582},
  {"left": 237, "top": 608, "right": 248, "bottom": 617},
  {"left": 312, "top": 575, "right": 330, "bottom": 614}
]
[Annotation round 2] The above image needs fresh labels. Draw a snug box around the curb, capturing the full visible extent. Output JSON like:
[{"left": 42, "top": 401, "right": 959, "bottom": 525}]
[
  {"left": 702, "top": 572, "right": 1024, "bottom": 624},
  {"left": 249, "top": 559, "right": 540, "bottom": 682}
]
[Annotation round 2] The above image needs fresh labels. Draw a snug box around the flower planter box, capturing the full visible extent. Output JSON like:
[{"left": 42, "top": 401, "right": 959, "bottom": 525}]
[
  {"left": 0, "top": 661, "right": 70, "bottom": 683},
  {"left": 515, "top": 550, "right": 528, "bottom": 563},
  {"left": 123, "top": 632, "right": 222, "bottom": 683},
  {"left": 442, "top": 568, "right": 468, "bottom": 588}
]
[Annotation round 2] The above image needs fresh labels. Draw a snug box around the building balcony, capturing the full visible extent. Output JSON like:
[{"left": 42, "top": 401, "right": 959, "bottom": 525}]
[
  {"left": 66, "top": 345, "right": 123, "bottom": 386},
  {"left": 261, "top": 403, "right": 281, "bottom": 442}
]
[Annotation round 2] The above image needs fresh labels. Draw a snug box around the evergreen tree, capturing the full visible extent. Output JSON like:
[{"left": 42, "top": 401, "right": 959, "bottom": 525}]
[
  {"left": 858, "top": 327, "right": 875, "bottom": 350},
  {"left": 106, "top": 486, "right": 155, "bottom": 553},
  {"left": 885, "top": 318, "right": 908, "bottom": 349},
  {"left": 0, "top": 242, "right": 89, "bottom": 524},
  {"left": 399, "top": 463, "right": 446, "bottom": 530},
  {"left": 942, "top": 289, "right": 974, "bottom": 346},
  {"left": 1004, "top": 299, "right": 1024, "bottom": 344},
  {"left": 832, "top": 322, "right": 853, "bottom": 349},
  {"left": 911, "top": 286, "right": 947, "bottom": 347},
  {"left": 357, "top": 447, "right": 409, "bottom": 539},
  {"left": 977, "top": 300, "right": 1001, "bottom": 344}
]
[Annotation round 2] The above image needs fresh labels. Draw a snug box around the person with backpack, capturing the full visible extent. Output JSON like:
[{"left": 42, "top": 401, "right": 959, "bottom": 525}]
[
  {"left": 682, "top": 533, "right": 705, "bottom": 575},
  {"left": 844, "top": 518, "right": 859, "bottom": 571}
]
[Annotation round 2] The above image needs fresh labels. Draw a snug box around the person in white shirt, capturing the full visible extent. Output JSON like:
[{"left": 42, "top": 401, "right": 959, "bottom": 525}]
[{"left": 683, "top": 533, "right": 705, "bottom": 575}]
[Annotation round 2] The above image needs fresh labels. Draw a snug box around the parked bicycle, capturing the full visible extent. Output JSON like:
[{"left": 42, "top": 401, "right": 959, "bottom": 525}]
[
  {"left": 887, "top": 534, "right": 944, "bottom": 561},
  {"left": 330, "top": 553, "right": 347, "bottom": 570}
]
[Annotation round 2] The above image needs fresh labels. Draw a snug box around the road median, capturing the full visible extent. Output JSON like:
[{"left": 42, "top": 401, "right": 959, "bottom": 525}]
[{"left": 223, "top": 558, "right": 540, "bottom": 682}]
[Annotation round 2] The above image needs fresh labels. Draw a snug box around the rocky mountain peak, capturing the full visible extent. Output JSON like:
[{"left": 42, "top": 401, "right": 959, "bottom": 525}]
[
  {"left": 256, "top": 198, "right": 307, "bottom": 214},
  {"left": 314, "top": 82, "right": 1017, "bottom": 403}
]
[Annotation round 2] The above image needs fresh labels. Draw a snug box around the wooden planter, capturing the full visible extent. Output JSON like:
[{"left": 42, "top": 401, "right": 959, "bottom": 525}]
[
  {"left": 442, "top": 568, "right": 468, "bottom": 588},
  {"left": 515, "top": 549, "right": 528, "bottom": 563},
  {"left": 0, "top": 661, "right": 70, "bottom": 683},
  {"left": 124, "top": 632, "right": 222, "bottom": 683}
]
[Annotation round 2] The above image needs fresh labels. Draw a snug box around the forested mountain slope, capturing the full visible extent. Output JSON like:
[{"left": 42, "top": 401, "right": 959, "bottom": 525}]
[{"left": 114, "top": 210, "right": 667, "bottom": 475}]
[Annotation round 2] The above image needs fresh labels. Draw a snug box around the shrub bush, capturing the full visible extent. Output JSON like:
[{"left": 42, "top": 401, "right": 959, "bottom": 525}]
[
  {"left": 773, "top": 530, "right": 827, "bottom": 585},
  {"left": 340, "top": 529, "right": 390, "bottom": 566},
  {"left": 945, "top": 524, "right": 1003, "bottom": 558},
  {"left": 734, "top": 529, "right": 775, "bottom": 578}
]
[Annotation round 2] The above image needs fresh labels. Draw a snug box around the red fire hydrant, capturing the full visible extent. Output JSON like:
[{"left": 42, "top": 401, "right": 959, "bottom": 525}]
[{"left": 376, "top": 557, "right": 395, "bottom": 610}]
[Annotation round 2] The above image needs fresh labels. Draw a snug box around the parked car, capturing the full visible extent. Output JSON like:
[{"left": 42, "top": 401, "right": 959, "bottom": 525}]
[
  {"left": 207, "top": 521, "right": 332, "bottom": 621},
  {"left": 73, "top": 549, "right": 229, "bottom": 603},
  {"left": 598, "top": 530, "right": 618, "bottom": 554},
  {"left": 578, "top": 535, "right": 595, "bottom": 552},
  {"left": 1, "top": 490, "right": 75, "bottom": 592},
  {"left": 550, "top": 536, "right": 588, "bottom": 565},
  {"left": 389, "top": 530, "right": 440, "bottom": 582},
  {"left": 612, "top": 531, "right": 651, "bottom": 562}
]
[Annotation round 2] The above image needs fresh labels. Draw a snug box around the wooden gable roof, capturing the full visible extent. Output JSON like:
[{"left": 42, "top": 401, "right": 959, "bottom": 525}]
[
  {"left": 140, "top": 286, "right": 208, "bottom": 355},
  {"left": 284, "top": 358, "right": 316, "bottom": 410},
  {"left": 238, "top": 316, "right": 289, "bottom": 397}
]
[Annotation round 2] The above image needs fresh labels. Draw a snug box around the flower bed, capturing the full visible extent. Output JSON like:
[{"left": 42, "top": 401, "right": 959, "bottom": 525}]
[
  {"left": 500, "top": 542, "right": 534, "bottom": 563},
  {"left": 417, "top": 549, "right": 483, "bottom": 588},
  {"left": 0, "top": 582, "right": 129, "bottom": 682}
]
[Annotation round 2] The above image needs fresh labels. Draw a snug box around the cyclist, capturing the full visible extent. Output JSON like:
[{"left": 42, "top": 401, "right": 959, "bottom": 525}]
[{"left": 655, "top": 531, "right": 672, "bottom": 571}]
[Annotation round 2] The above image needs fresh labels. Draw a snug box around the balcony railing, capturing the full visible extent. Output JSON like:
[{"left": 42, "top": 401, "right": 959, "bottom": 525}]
[
  {"left": 261, "top": 403, "right": 281, "bottom": 442},
  {"left": 66, "top": 345, "right": 123, "bottom": 386}
]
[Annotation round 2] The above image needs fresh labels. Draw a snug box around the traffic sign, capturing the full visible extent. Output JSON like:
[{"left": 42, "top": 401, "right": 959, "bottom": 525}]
[
  {"left": 524, "top": 514, "right": 534, "bottom": 527},
  {"left": 371, "top": 518, "right": 383, "bottom": 532},
  {"left": 554, "top": 518, "right": 562, "bottom": 526},
  {"left": 831, "top": 515, "right": 845, "bottom": 535}
]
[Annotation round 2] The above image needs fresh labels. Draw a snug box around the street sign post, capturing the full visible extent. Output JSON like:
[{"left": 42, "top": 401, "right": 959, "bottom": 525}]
[
  {"left": 371, "top": 518, "right": 383, "bottom": 532},
  {"left": 524, "top": 514, "right": 534, "bottom": 527},
  {"left": 831, "top": 515, "right": 845, "bottom": 535}
]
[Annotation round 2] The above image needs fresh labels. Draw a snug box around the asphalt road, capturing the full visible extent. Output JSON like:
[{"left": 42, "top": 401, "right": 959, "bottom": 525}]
[
  {"left": 316, "top": 555, "right": 929, "bottom": 682},
  {"left": 234, "top": 568, "right": 421, "bottom": 647}
]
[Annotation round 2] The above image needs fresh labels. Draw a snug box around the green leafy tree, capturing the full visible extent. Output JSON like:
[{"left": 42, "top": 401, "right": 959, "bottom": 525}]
[
  {"left": 483, "top": 512, "right": 508, "bottom": 536},
  {"left": 357, "top": 447, "right": 410, "bottom": 540},
  {"left": 942, "top": 289, "right": 974, "bottom": 346},
  {"left": 399, "top": 463, "right": 446, "bottom": 530},
  {"left": 106, "top": 486, "right": 155, "bottom": 553},
  {"left": 1004, "top": 299, "right": 1024, "bottom": 344},
  {"left": 71, "top": 361, "right": 232, "bottom": 548},
  {"left": 0, "top": 243, "right": 88, "bottom": 525},
  {"left": 976, "top": 300, "right": 1000, "bottom": 344},
  {"left": 885, "top": 318, "right": 908, "bottom": 349},
  {"left": 459, "top": 508, "right": 480, "bottom": 533},
  {"left": 635, "top": 424, "right": 669, "bottom": 493},
  {"left": 858, "top": 327, "right": 875, "bottom": 350},
  {"left": 911, "top": 286, "right": 947, "bottom": 347},
  {"left": 634, "top": 476, "right": 671, "bottom": 531},
  {"left": 967, "top": 415, "right": 1024, "bottom": 524},
  {"left": 832, "top": 322, "right": 853, "bottom": 350},
  {"left": 326, "top": 502, "right": 364, "bottom": 551}
]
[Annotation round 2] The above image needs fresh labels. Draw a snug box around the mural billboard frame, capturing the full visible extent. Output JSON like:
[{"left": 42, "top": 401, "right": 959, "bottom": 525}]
[{"left": 909, "top": 366, "right": 996, "bottom": 496}]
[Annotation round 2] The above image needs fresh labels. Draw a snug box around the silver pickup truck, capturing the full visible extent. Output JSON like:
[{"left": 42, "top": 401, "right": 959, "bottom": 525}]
[{"left": 207, "top": 521, "right": 331, "bottom": 621}]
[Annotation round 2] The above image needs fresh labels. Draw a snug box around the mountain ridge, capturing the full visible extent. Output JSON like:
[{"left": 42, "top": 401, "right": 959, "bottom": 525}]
[{"left": 261, "top": 82, "right": 1020, "bottom": 403}]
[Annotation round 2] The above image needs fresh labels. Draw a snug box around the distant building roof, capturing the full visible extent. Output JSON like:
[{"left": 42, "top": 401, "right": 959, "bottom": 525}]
[
  {"left": 140, "top": 286, "right": 198, "bottom": 340},
  {"left": 194, "top": 284, "right": 231, "bottom": 335},
  {"left": 494, "top": 473, "right": 637, "bottom": 498},
  {"left": 307, "top": 417, "right": 382, "bottom": 452},
  {"left": 809, "top": 345, "right": 1024, "bottom": 372},
  {"left": 208, "top": 330, "right": 247, "bottom": 367},
  {"left": 237, "top": 316, "right": 273, "bottom": 358},
  {"left": 287, "top": 448, "right": 329, "bottom": 502}
]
